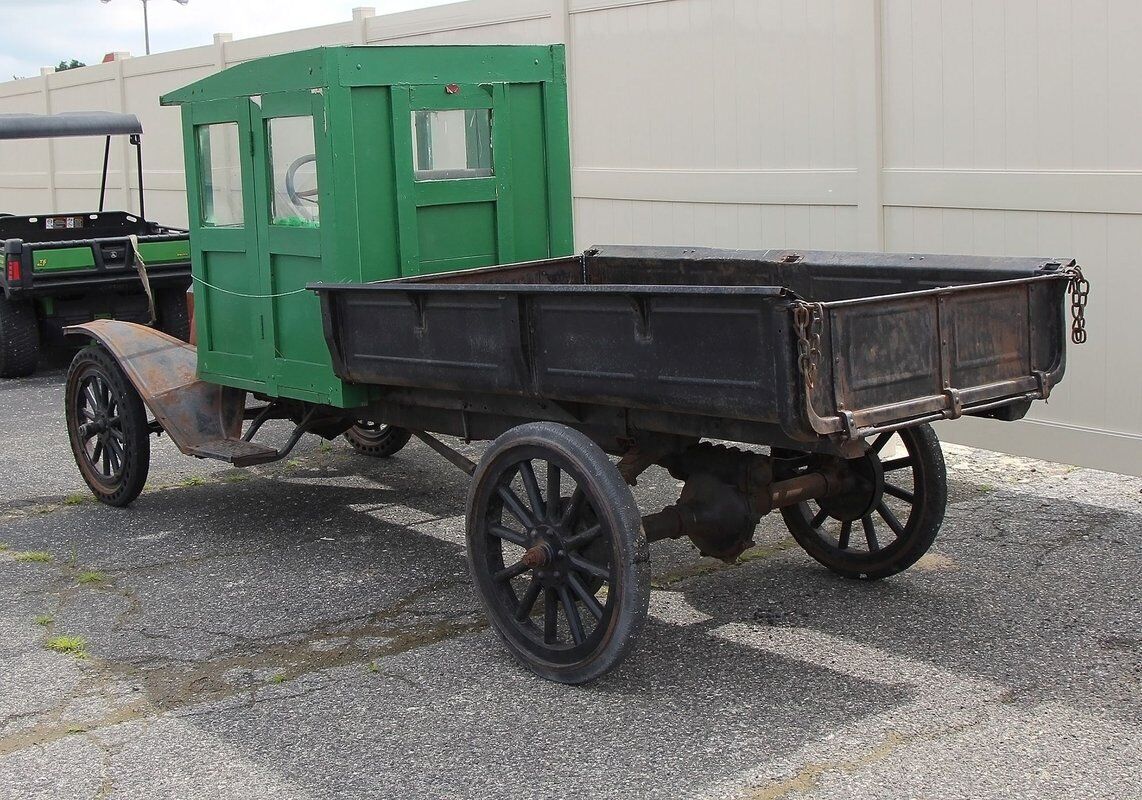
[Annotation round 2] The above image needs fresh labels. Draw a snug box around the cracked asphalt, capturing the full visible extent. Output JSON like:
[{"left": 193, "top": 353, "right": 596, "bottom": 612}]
[{"left": 1, "top": 359, "right": 1140, "bottom": 799}]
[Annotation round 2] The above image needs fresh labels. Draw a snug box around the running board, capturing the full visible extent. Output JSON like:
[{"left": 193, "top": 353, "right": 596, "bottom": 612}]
[{"left": 186, "top": 438, "right": 281, "bottom": 467}]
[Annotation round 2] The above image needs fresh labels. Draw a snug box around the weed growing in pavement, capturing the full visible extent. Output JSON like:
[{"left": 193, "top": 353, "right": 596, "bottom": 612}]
[
  {"left": 45, "top": 635, "right": 87, "bottom": 658},
  {"left": 35, "top": 614, "right": 54, "bottom": 627},
  {"left": 63, "top": 493, "right": 88, "bottom": 506},
  {"left": 14, "top": 551, "right": 52, "bottom": 563},
  {"left": 367, "top": 661, "right": 380, "bottom": 674},
  {"left": 269, "top": 674, "right": 287, "bottom": 684},
  {"left": 182, "top": 475, "right": 207, "bottom": 487},
  {"left": 0, "top": 542, "right": 8, "bottom": 551},
  {"left": 77, "top": 571, "right": 106, "bottom": 585}
]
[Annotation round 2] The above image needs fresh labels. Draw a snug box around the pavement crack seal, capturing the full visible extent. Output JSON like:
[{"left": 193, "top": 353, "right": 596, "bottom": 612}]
[
  {"left": 94, "top": 577, "right": 481, "bottom": 716},
  {"left": 0, "top": 578, "right": 485, "bottom": 756},
  {"left": 0, "top": 704, "right": 149, "bottom": 759}
]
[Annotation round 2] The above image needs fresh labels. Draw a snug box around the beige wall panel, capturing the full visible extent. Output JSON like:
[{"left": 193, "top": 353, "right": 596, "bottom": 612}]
[
  {"left": 0, "top": 89, "right": 51, "bottom": 211},
  {"left": 882, "top": 0, "right": 1142, "bottom": 172},
  {"left": 364, "top": 0, "right": 555, "bottom": 43},
  {"left": 575, "top": 198, "right": 860, "bottom": 251},
  {"left": 225, "top": 22, "right": 359, "bottom": 63},
  {"left": 377, "top": 18, "right": 555, "bottom": 45},
  {"left": 570, "top": 0, "right": 857, "bottom": 172}
]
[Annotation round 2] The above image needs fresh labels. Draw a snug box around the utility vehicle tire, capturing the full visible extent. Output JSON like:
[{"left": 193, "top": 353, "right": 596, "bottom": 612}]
[
  {"left": 466, "top": 422, "right": 650, "bottom": 684},
  {"left": 0, "top": 297, "right": 40, "bottom": 378},
  {"left": 773, "top": 423, "right": 947, "bottom": 581},
  {"left": 344, "top": 422, "right": 412, "bottom": 458},
  {"left": 65, "top": 344, "right": 151, "bottom": 507},
  {"left": 156, "top": 288, "right": 191, "bottom": 342}
]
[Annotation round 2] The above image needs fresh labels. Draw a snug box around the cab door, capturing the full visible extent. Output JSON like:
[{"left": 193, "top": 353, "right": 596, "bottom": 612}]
[
  {"left": 183, "top": 98, "right": 268, "bottom": 390},
  {"left": 253, "top": 91, "right": 331, "bottom": 399}
]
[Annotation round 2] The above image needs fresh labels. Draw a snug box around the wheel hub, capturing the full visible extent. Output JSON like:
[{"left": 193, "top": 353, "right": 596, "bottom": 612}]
[
  {"left": 526, "top": 525, "right": 572, "bottom": 585},
  {"left": 817, "top": 452, "right": 884, "bottom": 522},
  {"left": 521, "top": 542, "right": 553, "bottom": 569}
]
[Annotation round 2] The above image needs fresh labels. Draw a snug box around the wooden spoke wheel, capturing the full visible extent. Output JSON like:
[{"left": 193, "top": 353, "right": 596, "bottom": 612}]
[
  {"left": 773, "top": 423, "right": 947, "bottom": 580},
  {"left": 65, "top": 344, "right": 151, "bottom": 507},
  {"left": 343, "top": 421, "right": 412, "bottom": 458},
  {"left": 466, "top": 422, "right": 649, "bottom": 684}
]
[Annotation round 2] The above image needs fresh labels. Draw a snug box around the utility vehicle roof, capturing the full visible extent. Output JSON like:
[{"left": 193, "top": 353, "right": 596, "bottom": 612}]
[{"left": 0, "top": 111, "right": 143, "bottom": 140}]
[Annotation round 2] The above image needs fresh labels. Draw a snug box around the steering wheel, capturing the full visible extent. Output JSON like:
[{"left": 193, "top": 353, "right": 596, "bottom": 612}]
[{"left": 284, "top": 154, "right": 319, "bottom": 220}]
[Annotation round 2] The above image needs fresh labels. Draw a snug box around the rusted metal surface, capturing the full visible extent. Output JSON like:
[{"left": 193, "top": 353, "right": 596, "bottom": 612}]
[
  {"left": 65, "top": 320, "right": 245, "bottom": 458},
  {"left": 521, "top": 543, "right": 553, "bottom": 569},
  {"left": 791, "top": 265, "right": 1079, "bottom": 440},
  {"left": 409, "top": 430, "right": 477, "bottom": 475}
]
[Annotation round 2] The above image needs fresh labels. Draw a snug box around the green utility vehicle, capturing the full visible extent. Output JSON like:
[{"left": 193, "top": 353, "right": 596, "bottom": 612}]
[
  {"left": 63, "top": 45, "right": 1085, "bottom": 683},
  {"left": 0, "top": 112, "right": 191, "bottom": 377}
]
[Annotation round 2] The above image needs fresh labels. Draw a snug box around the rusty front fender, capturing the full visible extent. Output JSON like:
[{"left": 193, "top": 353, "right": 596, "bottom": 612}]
[{"left": 66, "top": 320, "right": 245, "bottom": 455}]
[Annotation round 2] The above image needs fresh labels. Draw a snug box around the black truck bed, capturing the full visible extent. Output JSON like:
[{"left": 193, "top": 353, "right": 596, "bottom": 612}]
[{"left": 313, "top": 246, "right": 1074, "bottom": 448}]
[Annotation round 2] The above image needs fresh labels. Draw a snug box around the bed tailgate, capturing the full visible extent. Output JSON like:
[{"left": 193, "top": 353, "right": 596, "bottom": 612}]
[{"left": 792, "top": 265, "right": 1084, "bottom": 440}]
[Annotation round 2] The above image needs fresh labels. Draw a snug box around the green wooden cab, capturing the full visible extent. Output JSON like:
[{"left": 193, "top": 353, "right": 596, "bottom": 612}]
[{"left": 161, "top": 45, "right": 573, "bottom": 408}]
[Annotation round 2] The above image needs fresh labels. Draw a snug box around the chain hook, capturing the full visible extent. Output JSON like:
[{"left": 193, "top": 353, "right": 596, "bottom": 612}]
[
  {"left": 792, "top": 301, "right": 823, "bottom": 390},
  {"left": 1067, "top": 265, "right": 1090, "bottom": 345}
]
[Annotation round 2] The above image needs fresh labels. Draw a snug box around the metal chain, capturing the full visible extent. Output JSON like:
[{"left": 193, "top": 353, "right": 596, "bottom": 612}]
[
  {"left": 792, "top": 301, "right": 823, "bottom": 389},
  {"left": 1067, "top": 265, "right": 1090, "bottom": 345}
]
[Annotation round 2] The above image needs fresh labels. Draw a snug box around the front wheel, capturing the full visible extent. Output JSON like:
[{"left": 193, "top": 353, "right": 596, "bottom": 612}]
[
  {"left": 466, "top": 422, "right": 650, "bottom": 684},
  {"left": 774, "top": 423, "right": 947, "bottom": 580},
  {"left": 65, "top": 344, "right": 151, "bottom": 507}
]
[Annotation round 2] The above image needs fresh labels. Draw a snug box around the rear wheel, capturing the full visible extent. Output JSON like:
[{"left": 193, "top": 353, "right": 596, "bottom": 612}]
[
  {"left": 466, "top": 422, "right": 649, "bottom": 684},
  {"left": 156, "top": 289, "right": 190, "bottom": 342},
  {"left": 65, "top": 344, "right": 151, "bottom": 507},
  {"left": 774, "top": 423, "right": 946, "bottom": 580},
  {"left": 0, "top": 297, "right": 39, "bottom": 378},
  {"left": 343, "top": 421, "right": 411, "bottom": 458}
]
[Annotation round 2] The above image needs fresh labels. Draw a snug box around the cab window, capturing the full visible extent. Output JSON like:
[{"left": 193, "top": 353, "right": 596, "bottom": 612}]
[
  {"left": 196, "top": 123, "right": 244, "bottom": 227},
  {"left": 412, "top": 109, "right": 492, "bottom": 181},
  {"left": 268, "top": 115, "right": 319, "bottom": 227}
]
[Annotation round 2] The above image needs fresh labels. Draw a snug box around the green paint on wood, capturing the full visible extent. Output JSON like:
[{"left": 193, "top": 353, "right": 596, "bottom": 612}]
[{"left": 164, "top": 45, "right": 573, "bottom": 409}]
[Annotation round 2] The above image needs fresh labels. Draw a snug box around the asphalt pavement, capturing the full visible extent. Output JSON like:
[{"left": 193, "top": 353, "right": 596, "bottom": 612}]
[{"left": 1, "top": 358, "right": 1139, "bottom": 799}]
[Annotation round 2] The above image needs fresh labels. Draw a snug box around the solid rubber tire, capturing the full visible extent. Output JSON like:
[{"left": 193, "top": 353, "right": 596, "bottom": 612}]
[
  {"left": 65, "top": 344, "right": 151, "bottom": 507},
  {"left": 777, "top": 423, "right": 947, "bottom": 580},
  {"left": 466, "top": 422, "right": 650, "bottom": 684}
]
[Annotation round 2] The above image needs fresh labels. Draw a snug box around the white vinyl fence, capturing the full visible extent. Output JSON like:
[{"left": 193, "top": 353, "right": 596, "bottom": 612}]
[{"left": 1, "top": 0, "right": 1138, "bottom": 476}]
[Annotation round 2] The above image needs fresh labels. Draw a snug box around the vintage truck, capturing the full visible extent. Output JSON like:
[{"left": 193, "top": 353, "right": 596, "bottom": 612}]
[
  {"left": 61, "top": 45, "right": 1087, "bottom": 683},
  {"left": 0, "top": 111, "right": 191, "bottom": 377}
]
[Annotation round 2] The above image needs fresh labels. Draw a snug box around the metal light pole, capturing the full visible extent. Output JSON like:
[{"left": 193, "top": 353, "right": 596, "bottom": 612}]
[{"left": 100, "top": 0, "right": 189, "bottom": 56}]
